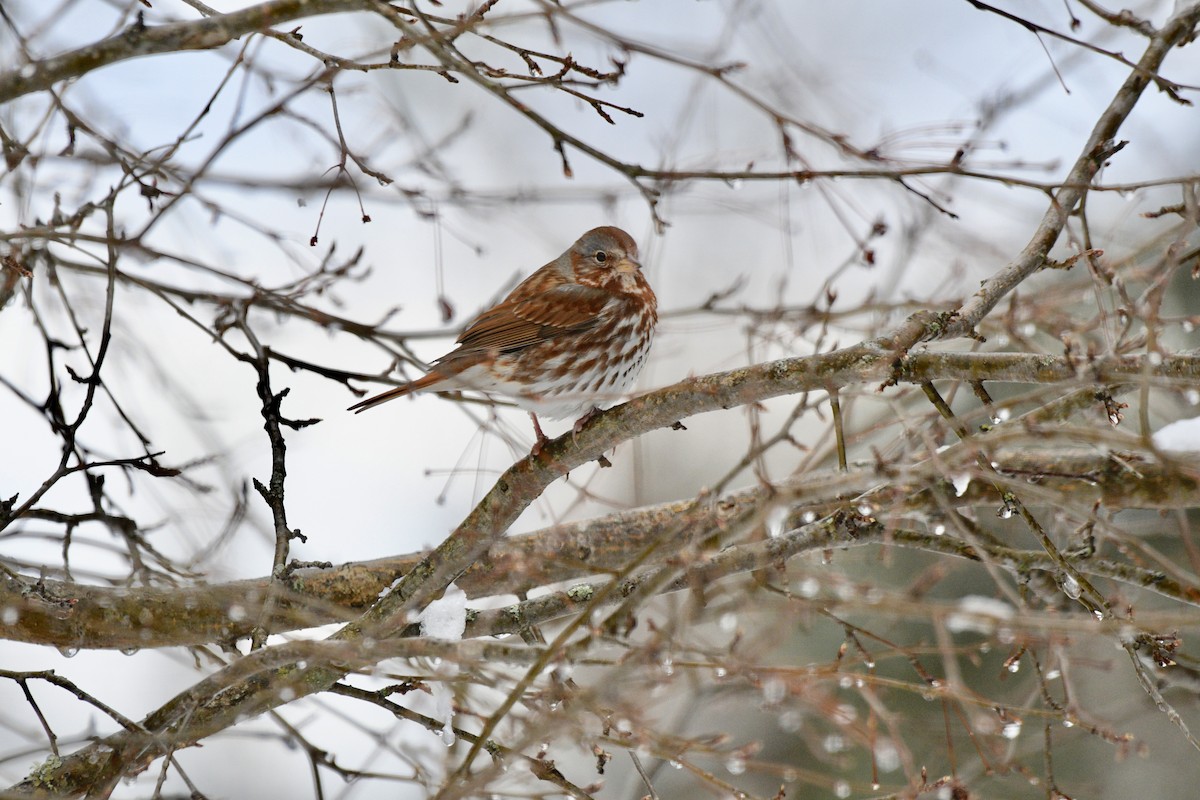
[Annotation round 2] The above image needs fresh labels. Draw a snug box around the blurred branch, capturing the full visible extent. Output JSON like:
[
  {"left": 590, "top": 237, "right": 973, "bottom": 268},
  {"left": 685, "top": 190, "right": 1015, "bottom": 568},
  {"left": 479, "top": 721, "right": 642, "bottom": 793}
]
[
  {"left": 965, "top": 0, "right": 1195, "bottom": 95},
  {"left": 0, "top": 0, "right": 367, "bottom": 103},
  {"left": 6, "top": 0, "right": 1200, "bottom": 796},
  {"left": 942, "top": 3, "right": 1200, "bottom": 340},
  {"left": 10, "top": 482, "right": 1199, "bottom": 794},
  {"left": 4, "top": 428, "right": 1197, "bottom": 651}
]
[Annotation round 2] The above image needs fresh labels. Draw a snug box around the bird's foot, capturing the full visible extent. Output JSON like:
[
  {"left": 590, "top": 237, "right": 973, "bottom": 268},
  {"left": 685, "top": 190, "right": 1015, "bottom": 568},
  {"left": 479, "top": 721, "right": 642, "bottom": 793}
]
[
  {"left": 573, "top": 408, "right": 610, "bottom": 466},
  {"left": 572, "top": 407, "right": 600, "bottom": 440}
]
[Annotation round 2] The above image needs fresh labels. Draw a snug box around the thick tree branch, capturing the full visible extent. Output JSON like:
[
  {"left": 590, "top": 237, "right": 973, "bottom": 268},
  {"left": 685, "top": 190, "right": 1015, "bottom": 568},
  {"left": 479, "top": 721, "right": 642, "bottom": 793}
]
[{"left": 3, "top": 347, "right": 1198, "bottom": 650}]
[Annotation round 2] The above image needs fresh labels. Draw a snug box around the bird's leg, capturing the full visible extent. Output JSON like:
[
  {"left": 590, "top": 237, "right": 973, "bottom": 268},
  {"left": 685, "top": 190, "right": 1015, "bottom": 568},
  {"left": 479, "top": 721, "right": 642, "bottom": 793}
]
[{"left": 529, "top": 413, "right": 549, "bottom": 456}]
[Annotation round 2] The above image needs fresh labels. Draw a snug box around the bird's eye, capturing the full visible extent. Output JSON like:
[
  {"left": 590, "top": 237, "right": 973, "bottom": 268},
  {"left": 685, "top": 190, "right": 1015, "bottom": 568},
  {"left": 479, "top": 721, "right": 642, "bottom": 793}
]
[{"left": 594, "top": 251, "right": 607, "bottom": 263}]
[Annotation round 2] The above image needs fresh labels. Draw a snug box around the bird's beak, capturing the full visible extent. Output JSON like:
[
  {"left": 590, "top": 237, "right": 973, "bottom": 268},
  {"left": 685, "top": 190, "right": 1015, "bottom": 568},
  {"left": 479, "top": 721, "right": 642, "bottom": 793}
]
[{"left": 615, "top": 257, "right": 642, "bottom": 275}]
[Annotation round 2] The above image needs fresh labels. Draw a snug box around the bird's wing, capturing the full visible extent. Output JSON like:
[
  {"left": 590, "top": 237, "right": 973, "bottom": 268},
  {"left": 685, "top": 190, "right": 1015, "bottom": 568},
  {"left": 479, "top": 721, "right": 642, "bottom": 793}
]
[{"left": 445, "top": 284, "right": 616, "bottom": 359}]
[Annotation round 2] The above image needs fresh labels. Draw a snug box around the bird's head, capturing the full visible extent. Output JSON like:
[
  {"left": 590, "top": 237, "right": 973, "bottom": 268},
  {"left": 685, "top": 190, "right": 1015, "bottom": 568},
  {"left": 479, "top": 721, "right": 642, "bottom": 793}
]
[{"left": 569, "top": 226, "right": 645, "bottom": 294}]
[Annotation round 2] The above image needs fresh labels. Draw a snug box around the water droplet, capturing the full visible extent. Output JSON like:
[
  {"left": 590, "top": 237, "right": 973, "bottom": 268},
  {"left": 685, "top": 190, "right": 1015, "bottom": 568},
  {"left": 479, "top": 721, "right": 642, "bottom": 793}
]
[
  {"left": 779, "top": 710, "right": 803, "bottom": 732},
  {"left": 1062, "top": 718, "right": 1074, "bottom": 728},
  {"left": 1020, "top": 323, "right": 1036, "bottom": 337},
  {"left": 1045, "top": 669, "right": 1061, "bottom": 680},
  {"left": 725, "top": 756, "right": 746, "bottom": 775},
  {"left": 834, "top": 780, "right": 851, "bottom": 798},
  {"left": 1002, "top": 721, "right": 1022, "bottom": 739},
  {"left": 228, "top": 604, "right": 246, "bottom": 622},
  {"left": 951, "top": 473, "right": 971, "bottom": 497},
  {"left": 801, "top": 510, "right": 817, "bottom": 523},
  {"left": 119, "top": 647, "right": 139, "bottom": 656},
  {"left": 798, "top": 578, "right": 820, "bottom": 598},
  {"left": 767, "top": 505, "right": 788, "bottom": 539},
  {"left": 713, "top": 666, "right": 728, "bottom": 678},
  {"left": 996, "top": 407, "right": 1011, "bottom": 422},
  {"left": 1187, "top": 389, "right": 1200, "bottom": 406},
  {"left": 933, "top": 523, "right": 946, "bottom": 536},
  {"left": 57, "top": 646, "right": 79, "bottom": 658},
  {"left": 1148, "top": 351, "right": 1163, "bottom": 366},
  {"left": 838, "top": 675, "right": 853, "bottom": 689},
  {"left": 661, "top": 657, "right": 674, "bottom": 676},
  {"left": 1, "top": 607, "right": 18, "bottom": 625},
  {"left": 279, "top": 687, "right": 296, "bottom": 702},
  {"left": 1007, "top": 661, "right": 1021, "bottom": 674},
  {"left": 1183, "top": 320, "right": 1196, "bottom": 333},
  {"left": 669, "top": 760, "right": 682, "bottom": 770},
  {"left": 875, "top": 739, "right": 901, "bottom": 771},
  {"left": 762, "top": 677, "right": 787, "bottom": 704},
  {"left": 719, "top": 613, "right": 738, "bottom": 632},
  {"left": 822, "top": 734, "right": 846, "bottom": 753},
  {"left": 1061, "top": 575, "right": 1081, "bottom": 600}
]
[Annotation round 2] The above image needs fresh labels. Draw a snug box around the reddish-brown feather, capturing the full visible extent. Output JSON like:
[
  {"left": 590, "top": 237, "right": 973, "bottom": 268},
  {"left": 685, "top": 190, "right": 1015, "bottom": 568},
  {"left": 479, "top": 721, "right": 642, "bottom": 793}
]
[
  {"left": 451, "top": 284, "right": 613, "bottom": 356},
  {"left": 349, "top": 226, "right": 657, "bottom": 423}
]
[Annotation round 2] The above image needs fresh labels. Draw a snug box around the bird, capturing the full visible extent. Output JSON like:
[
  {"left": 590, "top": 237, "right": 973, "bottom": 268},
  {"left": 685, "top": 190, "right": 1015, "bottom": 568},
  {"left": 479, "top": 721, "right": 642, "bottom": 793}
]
[{"left": 349, "top": 226, "right": 658, "bottom": 452}]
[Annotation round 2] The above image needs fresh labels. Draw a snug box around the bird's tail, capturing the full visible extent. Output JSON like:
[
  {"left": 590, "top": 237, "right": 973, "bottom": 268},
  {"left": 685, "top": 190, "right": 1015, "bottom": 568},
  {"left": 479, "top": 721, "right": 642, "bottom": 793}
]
[{"left": 347, "top": 371, "right": 444, "bottom": 413}]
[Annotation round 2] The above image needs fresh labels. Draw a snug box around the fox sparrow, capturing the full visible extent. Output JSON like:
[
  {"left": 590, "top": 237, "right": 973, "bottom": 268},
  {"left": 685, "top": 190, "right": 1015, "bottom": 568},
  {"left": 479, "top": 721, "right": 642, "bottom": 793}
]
[{"left": 349, "top": 226, "right": 658, "bottom": 448}]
